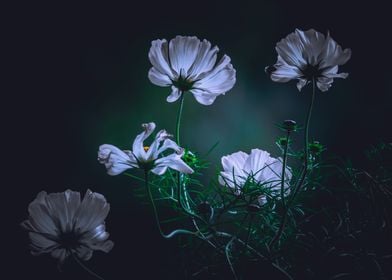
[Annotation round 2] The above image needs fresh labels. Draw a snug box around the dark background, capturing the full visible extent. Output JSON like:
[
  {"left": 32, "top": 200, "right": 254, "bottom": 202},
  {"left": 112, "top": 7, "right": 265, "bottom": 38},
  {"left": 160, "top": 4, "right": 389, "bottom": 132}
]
[{"left": 5, "top": 0, "right": 391, "bottom": 279}]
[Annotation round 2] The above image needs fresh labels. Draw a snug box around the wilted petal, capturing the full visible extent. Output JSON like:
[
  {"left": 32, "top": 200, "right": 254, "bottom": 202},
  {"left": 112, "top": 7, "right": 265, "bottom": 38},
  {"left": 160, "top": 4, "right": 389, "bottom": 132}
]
[
  {"left": 316, "top": 76, "right": 334, "bottom": 92},
  {"left": 74, "top": 246, "right": 94, "bottom": 261},
  {"left": 155, "top": 138, "right": 180, "bottom": 157},
  {"left": 169, "top": 36, "right": 201, "bottom": 76},
  {"left": 98, "top": 144, "right": 136, "bottom": 176},
  {"left": 89, "top": 240, "right": 114, "bottom": 253},
  {"left": 132, "top": 122, "right": 156, "bottom": 161},
  {"left": 145, "top": 129, "right": 171, "bottom": 161},
  {"left": 148, "top": 39, "right": 174, "bottom": 80}
]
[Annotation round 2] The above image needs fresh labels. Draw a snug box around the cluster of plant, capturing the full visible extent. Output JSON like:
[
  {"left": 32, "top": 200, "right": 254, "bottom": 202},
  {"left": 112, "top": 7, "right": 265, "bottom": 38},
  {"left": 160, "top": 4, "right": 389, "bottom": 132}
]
[{"left": 21, "top": 29, "right": 391, "bottom": 279}]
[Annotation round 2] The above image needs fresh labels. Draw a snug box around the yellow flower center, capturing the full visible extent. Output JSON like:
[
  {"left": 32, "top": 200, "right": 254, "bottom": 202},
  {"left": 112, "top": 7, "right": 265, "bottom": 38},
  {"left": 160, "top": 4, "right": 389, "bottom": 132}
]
[{"left": 143, "top": 146, "right": 150, "bottom": 152}]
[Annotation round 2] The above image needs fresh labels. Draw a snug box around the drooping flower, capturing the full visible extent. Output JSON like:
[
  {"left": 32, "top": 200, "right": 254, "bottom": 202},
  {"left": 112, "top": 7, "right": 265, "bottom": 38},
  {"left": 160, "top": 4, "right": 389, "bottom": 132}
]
[
  {"left": 266, "top": 29, "right": 351, "bottom": 92},
  {"left": 98, "top": 122, "right": 194, "bottom": 175},
  {"left": 21, "top": 189, "right": 114, "bottom": 263},
  {"left": 148, "top": 35, "right": 236, "bottom": 105},
  {"left": 219, "top": 149, "right": 292, "bottom": 196}
]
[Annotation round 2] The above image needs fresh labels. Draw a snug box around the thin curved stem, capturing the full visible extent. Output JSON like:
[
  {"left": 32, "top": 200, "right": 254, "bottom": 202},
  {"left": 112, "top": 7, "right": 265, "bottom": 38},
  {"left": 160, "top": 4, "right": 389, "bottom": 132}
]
[
  {"left": 271, "top": 78, "right": 316, "bottom": 249},
  {"left": 291, "top": 77, "right": 316, "bottom": 200},
  {"left": 145, "top": 170, "right": 198, "bottom": 239},
  {"left": 280, "top": 131, "right": 291, "bottom": 209},
  {"left": 71, "top": 251, "right": 105, "bottom": 280},
  {"left": 175, "top": 91, "right": 185, "bottom": 146}
]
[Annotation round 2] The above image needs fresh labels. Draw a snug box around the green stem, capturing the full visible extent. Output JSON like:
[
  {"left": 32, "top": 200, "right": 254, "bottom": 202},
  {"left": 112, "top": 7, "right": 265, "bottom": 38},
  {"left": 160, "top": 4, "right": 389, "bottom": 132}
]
[
  {"left": 270, "top": 78, "right": 316, "bottom": 249},
  {"left": 145, "top": 170, "right": 197, "bottom": 239},
  {"left": 280, "top": 131, "right": 291, "bottom": 209},
  {"left": 175, "top": 92, "right": 185, "bottom": 146},
  {"left": 291, "top": 77, "right": 316, "bottom": 200}
]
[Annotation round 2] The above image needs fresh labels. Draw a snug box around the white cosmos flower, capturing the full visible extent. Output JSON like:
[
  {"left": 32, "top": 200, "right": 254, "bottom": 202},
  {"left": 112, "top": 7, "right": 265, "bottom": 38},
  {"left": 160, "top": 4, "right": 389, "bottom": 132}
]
[
  {"left": 98, "top": 122, "right": 193, "bottom": 176},
  {"left": 266, "top": 28, "right": 351, "bottom": 92},
  {"left": 148, "top": 35, "right": 236, "bottom": 105},
  {"left": 219, "top": 149, "right": 292, "bottom": 196}
]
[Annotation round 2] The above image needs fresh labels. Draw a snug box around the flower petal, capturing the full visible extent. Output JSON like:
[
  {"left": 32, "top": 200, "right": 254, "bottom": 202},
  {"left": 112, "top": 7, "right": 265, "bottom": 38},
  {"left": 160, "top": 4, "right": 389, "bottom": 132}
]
[
  {"left": 166, "top": 86, "right": 182, "bottom": 103},
  {"left": 193, "top": 55, "right": 236, "bottom": 95},
  {"left": 154, "top": 152, "right": 194, "bottom": 174},
  {"left": 132, "top": 122, "right": 156, "bottom": 161},
  {"left": 155, "top": 138, "right": 180, "bottom": 157},
  {"left": 276, "top": 30, "right": 307, "bottom": 68},
  {"left": 98, "top": 144, "right": 136, "bottom": 176},
  {"left": 148, "top": 67, "right": 172, "bottom": 87},
  {"left": 319, "top": 33, "right": 351, "bottom": 68},
  {"left": 295, "top": 28, "right": 326, "bottom": 65},
  {"left": 268, "top": 56, "right": 302, "bottom": 83},
  {"left": 145, "top": 129, "right": 171, "bottom": 161},
  {"left": 296, "top": 78, "right": 308, "bottom": 91},
  {"left": 188, "top": 39, "right": 218, "bottom": 80},
  {"left": 74, "top": 190, "right": 110, "bottom": 234},
  {"left": 190, "top": 89, "right": 217, "bottom": 105},
  {"left": 244, "top": 149, "right": 271, "bottom": 177},
  {"left": 27, "top": 191, "right": 58, "bottom": 235},
  {"left": 168, "top": 36, "right": 201, "bottom": 77},
  {"left": 148, "top": 39, "right": 175, "bottom": 79}
]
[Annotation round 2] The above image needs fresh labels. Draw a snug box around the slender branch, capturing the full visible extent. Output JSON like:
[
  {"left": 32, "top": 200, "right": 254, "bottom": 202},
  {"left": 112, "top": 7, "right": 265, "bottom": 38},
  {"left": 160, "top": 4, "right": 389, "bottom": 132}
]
[{"left": 145, "top": 170, "right": 198, "bottom": 239}]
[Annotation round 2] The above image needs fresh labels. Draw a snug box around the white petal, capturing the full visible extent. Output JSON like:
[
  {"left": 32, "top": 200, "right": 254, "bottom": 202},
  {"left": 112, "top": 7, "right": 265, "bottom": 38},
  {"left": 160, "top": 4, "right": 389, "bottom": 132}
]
[
  {"left": 169, "top": 36, "right": 201, "bottom": 76},
  {"left": 155, "top": 138, "right": 180, "bottom": 157},
  {"left": 190, "top": 89, "right": 217, "bottom": 105},
  {"left": 244, "top": 149, "right": 271, "bottom": 177},
  {"left": 148, "top": 67, "right": 172, "bottom": 87},
  {"left": 268, "top": 56, "right": 302, "bottom": 82},
  {"left": 98, "top": 144, "right": 136, "bottom": 175},
  {"left": 188, "top": 39, "right": 218, "bottom": 79},
  {"left": 154, "top": 153, "right": 194, "bottom": 174},
  {"left": 219, "top": 171, "right": 244, "bottom": 194},
  {"left": 151, "top": 165, "right": 168, "bottom": 175},
  {"left": 74, "top": 189, "right": 110, "bottom": 233},
  {"left": 27, "top": 191, "right": 58, "bottom": 234},
  {"left": 276, "top": 30, "right": 307, "bottom": 68},
  {"left": 319, "top": 33, "right": 351, "bottom": 68},
  {"left": 322, "top": 65, "right": 349, "bottom": 79},
  {"left": 221, "top": 151, "right": 248, "bottom": 174},
  {"left": 148, "top": 39, "right": 175, "bottom": 79},
  {"left": 296, "top": 78, "right": 308, "bottom": 91},
  {"left": 295, "top": 28, "right": 326, "bottom": 65},
  {"left": 51, "top": 248, "right": 68, "bottom": 262},
  {"left": 193, "top": 55, "right": 236, "bottom": 95},
  {"left": 316, "top": 76, "right": 334, "bottom": 92},
  {"left": 145, "top": 129, "right": 171, "bottom": 160},
  {"left": 166, "top": 86, "right": 182, "bottom": 103},
  {"left": 132, "top": 122, "right": 156, "bottom": 161}
]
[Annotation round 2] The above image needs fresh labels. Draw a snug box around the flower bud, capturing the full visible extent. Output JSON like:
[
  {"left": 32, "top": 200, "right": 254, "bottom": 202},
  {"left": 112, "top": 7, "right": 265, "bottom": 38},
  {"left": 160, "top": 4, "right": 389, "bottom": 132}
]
[{"left": 282, "top": 120, "right": 297, "bottom": 132}]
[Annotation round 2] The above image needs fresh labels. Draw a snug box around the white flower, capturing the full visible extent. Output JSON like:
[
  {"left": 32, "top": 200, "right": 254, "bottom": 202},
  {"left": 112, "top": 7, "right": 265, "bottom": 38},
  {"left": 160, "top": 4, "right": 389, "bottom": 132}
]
[
  {"left": 219, "top": 149, "right": 292, "bottom": 196},
  {"left": 266, "top": 29, "right": 351, "bottom": 92},
  {"left": 21, "top": 189, "right": 114, "bottom": 263},
  {"left": 98, "top": 122, "right": 194, "bottom": 176},
  {"left": 148, "top": 35, "right": 236, "bottom": 105}
]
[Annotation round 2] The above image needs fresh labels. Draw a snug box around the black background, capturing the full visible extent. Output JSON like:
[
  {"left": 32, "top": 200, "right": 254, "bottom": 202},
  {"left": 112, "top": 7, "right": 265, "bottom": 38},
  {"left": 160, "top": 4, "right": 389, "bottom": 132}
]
[{"left": 5, "top": 0, "right": 392, "bottom": 279}]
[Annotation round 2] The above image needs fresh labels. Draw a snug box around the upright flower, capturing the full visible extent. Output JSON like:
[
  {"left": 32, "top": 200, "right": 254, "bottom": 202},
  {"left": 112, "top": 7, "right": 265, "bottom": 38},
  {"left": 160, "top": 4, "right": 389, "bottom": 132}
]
[
  {"left": 21, "top": 189, "right": 114, "bottom": 263},
  {"left": 98, "top": 122, "right": 194, "bottom": 175},
  {"left": 148, "top": 35, "right": 236, "bottom": 105},
  {"left": 266, "top": 28, "right": 351, "bottom": 92},
  {"left": 219, "top": 149, "right": 292, "bottom": 196}
]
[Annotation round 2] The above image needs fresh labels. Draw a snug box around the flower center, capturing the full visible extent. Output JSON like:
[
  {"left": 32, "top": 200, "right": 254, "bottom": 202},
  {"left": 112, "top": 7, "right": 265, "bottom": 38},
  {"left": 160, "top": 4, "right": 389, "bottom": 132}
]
[
  {"left": 59, "top": 231, "right": 80, "bottom": 249},
  {"left": 144, "top": 146, "right": 150, "bottom": 152},
  {"left": 302, "top": 64, "right": 322, "bottom": 79},
  {"left": 172, "top": 75, "right": 195, "bottom": 92}
]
